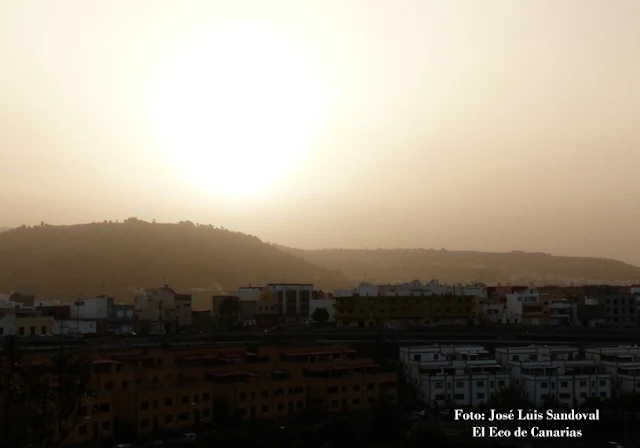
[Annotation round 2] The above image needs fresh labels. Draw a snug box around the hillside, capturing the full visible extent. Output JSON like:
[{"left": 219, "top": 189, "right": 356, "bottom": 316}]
[
  {"left": 0, "top": 220, "right": 347, "bottom": 305},
  {"left": 275, "top": 247, "right": 640, "bottom": 286}
]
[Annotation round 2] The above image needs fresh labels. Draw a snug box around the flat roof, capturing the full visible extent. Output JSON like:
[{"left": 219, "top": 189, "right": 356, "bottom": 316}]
[{"left": 304, "top": 362, "right": 378, "bottom": 372}]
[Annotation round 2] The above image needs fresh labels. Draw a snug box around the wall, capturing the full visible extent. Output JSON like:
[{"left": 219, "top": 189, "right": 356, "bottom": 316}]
[
  {"left": 71, "top": 297, "right": 113, "bottom": 320},
  {"left": 53, "top": 319, "right": 97, "bottom": 335}
]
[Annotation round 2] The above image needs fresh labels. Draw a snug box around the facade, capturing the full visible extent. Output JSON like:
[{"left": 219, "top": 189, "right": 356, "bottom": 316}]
[
  {"left": 585, "top": 346, "right": 640, "bottom": 396},
  {"left": 71, "top": 296, "right": 113, "bottom": 320},
  {"left": 334, "top": 293, "right": 478, "bottom": 327},
  {"left": 0, "top": 312, "right": 53, "bottom": 336},
  {"left": 399, "top": 345, "right": 508, "bottom": 408},
  {"left": 53, "top": 319, "right": 97, "bottom": 335},
  {"left": 309, "top": 298, "right": 335, "bottom": 323},
  {"left": 264, "top": 283, "right": 314, "bottom": 324},
  {"left": 601, "top": 295, "right": 637, "bottom": 328},
  {"left": 80, "top": 343, "right": 396, "bottom": 439},
  {"left": 135, "top": 285, "right": 186, "bottom": 334},
  {"left": 108, "top": 304, "right": 135, "bottom": 334}
]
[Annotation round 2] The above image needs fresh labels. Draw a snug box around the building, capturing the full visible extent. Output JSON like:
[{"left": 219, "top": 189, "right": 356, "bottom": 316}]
[
  {"left": 399, "top": 345, "right": 508, "bottom": 408},
  {"left": 53, "top": 319, "right": 97, "bottom": 336},
  {"left": 575, "top": 297, "right": 605, "bottom": 328},
  {"left": 548, "top": 299, "right": 572, "bottom": 326},
  {"left": 601, "top": 295, "right": 637, "bottom": 328},
  {"left": 585, "top": 346, "right": 640, "bottom": 396},
  {"left": 266, "top": 283, "right": 314, "bottom": 324},
  {"left": 309, "top": 291, "right": 335, "bottom": 323},
  {"left": 80, "top": 343, "right": 396, "bottom": 440},
  {"left": 498, "top": 346, "right": 612, "bottom": 407},
  {"left": 135, "top": 285, "right": 191, "bottom": 334},
  {"left": 0, "top": 312, "right": 53, "bottom": 336},
  {"left": 334, "top": 291, "right": 478, "bottom": 327},
  {"left": 108, "top": 304, "right": 135, "bottom": 334},
  {"left": 70, "top": 296, "right": 113, "bottom": 320}
]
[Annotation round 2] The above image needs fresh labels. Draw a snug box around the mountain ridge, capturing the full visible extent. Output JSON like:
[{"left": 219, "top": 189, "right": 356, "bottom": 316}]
[{"left": 273, "top": 245, "right": 640, "bottom": 286}]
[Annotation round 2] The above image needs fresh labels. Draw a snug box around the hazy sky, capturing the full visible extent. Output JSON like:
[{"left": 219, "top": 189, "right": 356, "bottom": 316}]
[{"left": 1, "top": 0, "right": 639, "bottom": 265}]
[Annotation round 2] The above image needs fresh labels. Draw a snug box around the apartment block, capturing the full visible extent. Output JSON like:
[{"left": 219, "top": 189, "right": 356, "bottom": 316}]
[
  {"left": 498, "top": 346, "right": 611, "bottom": 408},
  {"left": 399, "top": 345, "right": 508, "bottom": 408},
  {"left": 601, "top": 295, "right": 638, "bottom": 328},
  {"left": 585, "top": 346, "right": 640, "bottom": 396},
  {"left": 135, "top": 285, "right": 192, "bottom": 334}
]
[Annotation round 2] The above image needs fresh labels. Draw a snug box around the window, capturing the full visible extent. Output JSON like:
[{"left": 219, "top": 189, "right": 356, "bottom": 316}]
[
  {"left": 476, "top": 381, "right": 484, "bottom": 387},
  {"left": 455, "top": 382, "right": 464, "bottom": 388},
  {"left": 202, "top": 409, "right": 210, "bottom": 417},
  {"left": 141, "top": 401, "right": 149, "bottom": 410},
  {"left": 19, "top": 327, "right": 25, "bottom": 336},
  {"left": 179, "top": 412, "right": 189, "bottom": 421},
  {"left": 277, "top": 403, "right": 284, "bottom": 411},
  {"left": 498, "top": 380, "right": 505, "bottom": 387},
  {"left": 435, "top": 382, "right": 443, "bottom": 389},
  {"left": 165, "top": 398, "right": 173, "bottom": 406},
  {"left": 165, "top": 415, "right": 173, "bottom": 424},
  {"left": 41, "top": 326, "right": 46, "bottom": 335},
  {"left": 579, "top": 381, "right": 587, "bottom": 387},
  {"left": 454, "top": 394, "right": 465, "bottom": 400},
  {"left": 30, "top": 326, "right": 35, "bottom": 336},
  {"left": 182, "top": 395, "right": 189, "bottom": 404},
  {"left": 560, "top": 381, "right": 568, "bottom": 388},
  {"left": 194, "top": 394, "right": 199, "bottom": 403},
  {"left": 559, "top": 393, "right": 571, "bottom": 399},
  {"left": 599, "top": 380, "right": 606, "bottom": 386},
  {"left": 296, "top": 401, "right": 303, "bottom": 409},
  {"left": 599, "top": 392, "right": 607, "bottom": 398},
  {"left": 262, "top": 405, "right": 269, "bottom": 413},
  {"left": 477, "top": 393, "right": 485, "bottom": 399},
  {"left": 367, "top": 383, "right": 374, "bottom": 390},
  {"left": 540, "top": 382, "right": 548, "bottom": 388},
  {"left": 435, "top": 394, "right": 445, "bottom": 400},
  {"left": 353, "top": 398, "right": 360, "bottom": 406},
  {"left": 105, "top": 382, "right": 114, "bottom": 391},
  {"left": 353, "top": 385, "right": 360, "bottom": 391},
  {"left": 275, "top": 388, "right": 284, "bottom": 396},
  {"left": 489, "top": 381, "right": 494, "bottom": 388},
  {"left": 140, "top": 419, "right": 149, "bottom": 428},
  {"left": 331, "top": 400, "right": 339, "bottom": 408}
]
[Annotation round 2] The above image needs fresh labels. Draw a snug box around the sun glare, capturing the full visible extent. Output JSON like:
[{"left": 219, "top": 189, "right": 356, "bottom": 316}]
[{"left": 147, "top": 22, "right": 325, "bottom": 199}]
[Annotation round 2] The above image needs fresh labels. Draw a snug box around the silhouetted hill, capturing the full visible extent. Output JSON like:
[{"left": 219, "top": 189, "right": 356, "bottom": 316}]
[
  {"left": 0, "top": 227, "right": 10, "bottom": 233},
  {"left": 274, "top": 246, "right": 640, "bottom": 286},
  {"left": 0, "top": 220, "right": 347, "bottom": 304}
]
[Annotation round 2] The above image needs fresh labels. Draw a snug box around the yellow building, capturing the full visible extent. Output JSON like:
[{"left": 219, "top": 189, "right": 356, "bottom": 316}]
[{"left": 334, "top": 294, "right": 478, "bottom": 327}]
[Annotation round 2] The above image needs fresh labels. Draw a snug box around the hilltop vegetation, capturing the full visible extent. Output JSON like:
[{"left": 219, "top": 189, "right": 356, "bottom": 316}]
[
  {"left": 0, "top": 220, "right": 347, "bottom": 303},
  {"left": 276, "top": 246, "right": 640, "bottom": 286}
]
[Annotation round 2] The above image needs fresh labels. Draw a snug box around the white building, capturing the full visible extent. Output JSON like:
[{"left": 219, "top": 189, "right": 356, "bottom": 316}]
[
  {"left": 498, "top": 346, "right": 611, "bottom": 407},
  {"left": 585, "top": 346, "right": 640, "bottom": 396},
  {"left": 496, "top": 346, "right": 580, "bottom": 365},
  {"left": 309, "top": 298, "right": 335, "bottom": 323},
  {"left": 548, "top": 299, "right": 572, "bottom": 326},
  {"left": 53, "top": 319, "right": 97, "bottom": 335},
  {"left": 265, "top": 283, "right": 314, "bottom": 321},
  {"left": 417, "top": 359, "right": 510, "bottom": 408},
  {"left": 71, "top": 296, "right": 113, "bottom": 320},
  {"left": 399, "top": 345, "right": 509, "bottom": 408},
  {"left": 508, "top": 359, "right": 611, "bottom": 407}
]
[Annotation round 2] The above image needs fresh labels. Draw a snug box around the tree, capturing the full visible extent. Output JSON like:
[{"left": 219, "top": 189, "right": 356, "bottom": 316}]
[
  {"left": 312, "top": 308, "right": 330, "bottom": 324},
  {"left": 0, "top": 337, "right": 91, "bottom": 448},
  {"left": 489, "top": 384, "right": 528, "bottom": 411}
]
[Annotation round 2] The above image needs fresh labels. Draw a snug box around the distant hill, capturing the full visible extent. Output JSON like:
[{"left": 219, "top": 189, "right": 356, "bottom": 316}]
[
  {"left": 0, "top": 227, "right": 10, "bottom": 233},
  {"left": 274, "top": 246, "right": 640, "bottom": 286},
  {"left": 0, "top": 220, "right": 347, "bottom": 306}
]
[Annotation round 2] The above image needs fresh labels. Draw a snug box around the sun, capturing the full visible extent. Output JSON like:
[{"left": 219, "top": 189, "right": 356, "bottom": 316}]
[{"left": 147, "top": 22, "right": 325, "bottom": 199}]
